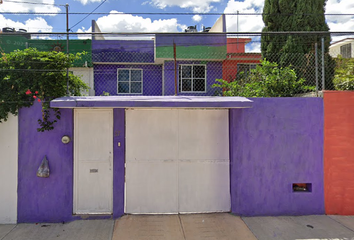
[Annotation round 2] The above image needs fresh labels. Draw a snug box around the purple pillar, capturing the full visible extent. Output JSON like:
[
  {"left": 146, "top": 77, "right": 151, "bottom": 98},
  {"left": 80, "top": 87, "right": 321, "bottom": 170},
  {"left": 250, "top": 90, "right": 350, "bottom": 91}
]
[{"left": 113, "top": 108, "right": 125, "bottom": 218}]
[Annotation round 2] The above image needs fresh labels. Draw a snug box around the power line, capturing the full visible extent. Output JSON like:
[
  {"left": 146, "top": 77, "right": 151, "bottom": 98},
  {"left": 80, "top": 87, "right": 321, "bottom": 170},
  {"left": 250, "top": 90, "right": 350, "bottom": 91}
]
[
  {"left": 3, "top": 0, "right": 64, "bottom": 6},
  {"left": 70, "top": 0, "right": 107, "bottom": 30},
  {"left": 0, "top": 11, "right": 354, "bottom": 16}
]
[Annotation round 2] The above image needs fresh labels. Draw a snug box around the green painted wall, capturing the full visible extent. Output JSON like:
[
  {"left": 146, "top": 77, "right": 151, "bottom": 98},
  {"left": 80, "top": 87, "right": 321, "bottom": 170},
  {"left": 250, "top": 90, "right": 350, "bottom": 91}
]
[
  {"left": 0, "top": 35, "right": 92, "bottom": 67},
  {"left": 28, "top": 39, "right": 92, "bottom": 67},
  {"left": 0, "top": 35, "right": 28, "bottom": 53},
  {"left": 156, "top": 45, "right": 227, "bottom": 60}
]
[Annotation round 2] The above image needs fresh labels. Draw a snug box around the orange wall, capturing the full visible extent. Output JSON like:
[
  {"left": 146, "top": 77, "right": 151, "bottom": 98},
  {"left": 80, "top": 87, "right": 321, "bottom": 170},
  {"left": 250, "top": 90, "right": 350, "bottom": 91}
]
[
  {"left": 227, "top": 38, "right": 251, "bottom": 53},
  {"left": 222, "top": 56, "right": 261, "bottom": 82},
  {"left": 324, "top": 91, "right": 354, "bottom": 215}
]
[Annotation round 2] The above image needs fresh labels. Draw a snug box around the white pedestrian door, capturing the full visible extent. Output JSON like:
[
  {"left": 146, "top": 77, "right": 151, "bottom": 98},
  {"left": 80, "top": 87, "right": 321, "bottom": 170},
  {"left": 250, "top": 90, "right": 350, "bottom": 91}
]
[
  {"left": 74, "top": 109, "right": 113, "bottom": 214},
  {"left": 125, "top": 109, "right": 230, "bottom": 214}
]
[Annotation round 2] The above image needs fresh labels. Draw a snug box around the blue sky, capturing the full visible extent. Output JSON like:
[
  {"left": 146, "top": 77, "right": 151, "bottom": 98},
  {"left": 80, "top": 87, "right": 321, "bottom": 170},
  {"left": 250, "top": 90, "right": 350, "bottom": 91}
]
[{"left": 0, "top": 0, "right": 353, "bottom": 42}]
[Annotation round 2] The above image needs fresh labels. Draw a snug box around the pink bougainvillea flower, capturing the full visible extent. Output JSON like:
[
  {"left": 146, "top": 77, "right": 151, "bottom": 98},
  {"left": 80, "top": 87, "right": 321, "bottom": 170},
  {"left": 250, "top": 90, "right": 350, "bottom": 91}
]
[
  {"left": 33, "top": 96, "right": 37, "bottom": 99},
  {"left": 26, "top": 89, "right": 31, "bottom": 95},
  {"left": 37, "top": 99, "right": 41, "bottom": 102},
  {"left": 35, "top": 91, "right": 38, "bottom": 94}
]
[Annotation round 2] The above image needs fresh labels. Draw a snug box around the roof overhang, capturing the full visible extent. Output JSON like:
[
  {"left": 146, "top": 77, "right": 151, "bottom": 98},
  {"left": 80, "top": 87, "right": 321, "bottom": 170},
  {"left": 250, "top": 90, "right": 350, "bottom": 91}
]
[{"left": 50, "top": 96, "right": 253, "bottom": 109}]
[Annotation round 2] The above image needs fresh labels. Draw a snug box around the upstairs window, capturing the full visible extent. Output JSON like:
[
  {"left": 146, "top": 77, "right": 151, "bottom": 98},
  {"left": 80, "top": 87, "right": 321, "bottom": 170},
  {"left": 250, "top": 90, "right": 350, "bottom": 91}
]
[
  {"left": 340, "top": 43, "right": 352, "bottom": 58},
  {"left": 179, "top": 65, "right": 206, "bottom": 93},
  {"left": 236, "top": 63, "right": 257, "bottom": 81},
  {"left": 117, "top": 69, "right": 143, "bottom": 94},
  {"left": 237, "top": 64, "right": 257, "bottom": 75}
]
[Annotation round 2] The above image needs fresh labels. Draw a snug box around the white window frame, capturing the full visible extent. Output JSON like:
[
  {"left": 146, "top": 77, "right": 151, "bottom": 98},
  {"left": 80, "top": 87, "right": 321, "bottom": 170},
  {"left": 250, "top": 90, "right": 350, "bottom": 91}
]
[
  {"left": 117, "top": 68, "right": 143, "bottom": 94},
  {"left": 179, "top": 64, "right": 207, "bottom": 93}
]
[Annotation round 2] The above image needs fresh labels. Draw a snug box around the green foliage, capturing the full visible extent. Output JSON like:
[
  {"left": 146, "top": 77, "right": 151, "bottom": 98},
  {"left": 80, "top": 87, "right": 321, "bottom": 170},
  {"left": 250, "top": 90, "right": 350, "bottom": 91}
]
[
  {"left": 101, "top": 91, "right": 110, "bottom": 96},
  {"left": 333, "top": 56, "right": 354, "bottom": 90},
  {"left": 0, "top": 48, "right": 88, "bottom": 131},
  {"left": 212, "top": 60, "right": 315, "bottom": 97},
  {"left": 261, "top": 0, "right": 334, "bottom": 89}
]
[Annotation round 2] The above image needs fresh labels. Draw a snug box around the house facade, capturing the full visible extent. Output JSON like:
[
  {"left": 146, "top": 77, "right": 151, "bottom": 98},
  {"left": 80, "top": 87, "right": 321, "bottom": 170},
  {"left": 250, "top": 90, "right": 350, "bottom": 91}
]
[
  {"left": 91, "top": 16, "right": 260, "bottom": 96},
  {"left": 329, "top": 38, "right": 354, "bottom": 58},
  {"left": 0, "top": 95, "right": 328, "bottom": 224}
]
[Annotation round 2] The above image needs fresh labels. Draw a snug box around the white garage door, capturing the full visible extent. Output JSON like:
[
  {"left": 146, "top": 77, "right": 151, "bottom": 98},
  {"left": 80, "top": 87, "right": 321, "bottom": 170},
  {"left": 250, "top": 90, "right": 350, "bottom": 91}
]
[{"left": 125, "top": 109, "right": 230, "bottom": 214}]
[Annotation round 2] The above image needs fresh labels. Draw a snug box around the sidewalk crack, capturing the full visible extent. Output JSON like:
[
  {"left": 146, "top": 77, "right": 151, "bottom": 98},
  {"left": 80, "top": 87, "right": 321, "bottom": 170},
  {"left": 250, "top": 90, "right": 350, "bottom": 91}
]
[
  {"left": 178, "top": 214, "right": 186, "bottom": 240},
  {"left": 1, "top": 224, "right": 18, "bottom": 240},
  {"left": 328, "top": 215, "right": 354, "bottom": 233}
]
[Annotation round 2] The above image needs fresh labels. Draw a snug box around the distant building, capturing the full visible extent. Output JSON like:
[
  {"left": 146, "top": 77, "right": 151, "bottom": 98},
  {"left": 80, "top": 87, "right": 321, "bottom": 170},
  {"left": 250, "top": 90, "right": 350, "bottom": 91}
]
[{"left": 329, "top": 38, "right": 354, "bottom": 58}]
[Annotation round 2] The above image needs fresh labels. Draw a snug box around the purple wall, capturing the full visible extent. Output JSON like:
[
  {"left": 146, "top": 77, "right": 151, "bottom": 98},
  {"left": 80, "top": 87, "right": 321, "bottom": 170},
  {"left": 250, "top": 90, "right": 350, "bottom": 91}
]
[
  {"left": 18, "top": 98, "right": 324, "bottom": 222},
  {"left": 18, "top": 103, "right": 74, "bottom": 223},
  {"left": 113, "top": 109, "right": 125, "bottom": 218},
  {"left": 164, "top": 61, "right": 223, "bottom": 96},
  {"left": 18, "top": 103, "right": 125, "bottom": 222},
  {"left": 94, "top": 64, "right": 162, "bottom": 96},
  {"left": 92, "top": 40, "right": 155, "bottom": 63},
  {"left": 230, "top": 98, "right": 324, "bottom": 216}
]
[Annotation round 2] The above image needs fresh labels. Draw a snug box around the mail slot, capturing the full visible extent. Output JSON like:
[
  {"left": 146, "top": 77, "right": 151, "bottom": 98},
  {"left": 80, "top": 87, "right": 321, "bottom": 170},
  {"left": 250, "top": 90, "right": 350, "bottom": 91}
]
[{"left": 90, "top": 169, "right": 98, "bottom": 173}]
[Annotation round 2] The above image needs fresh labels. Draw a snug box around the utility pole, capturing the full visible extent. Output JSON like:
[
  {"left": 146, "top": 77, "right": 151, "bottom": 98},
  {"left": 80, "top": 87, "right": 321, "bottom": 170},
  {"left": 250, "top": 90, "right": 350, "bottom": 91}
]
[
  {"left": 66, "top": 3, "right": 69, "bottom": 96},
  {"left": 321, "top": 37, "right": 325, "bottom": 91}
]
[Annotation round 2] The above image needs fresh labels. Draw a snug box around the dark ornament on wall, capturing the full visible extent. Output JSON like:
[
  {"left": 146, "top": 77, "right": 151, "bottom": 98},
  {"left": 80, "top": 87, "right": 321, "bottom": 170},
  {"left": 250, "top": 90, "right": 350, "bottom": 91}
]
[
  {"left": 51, "top": 42, "right": 65, "bottom": 52},
  {"left": 37, "top": 155, "right": 50, "bottom": 178}
]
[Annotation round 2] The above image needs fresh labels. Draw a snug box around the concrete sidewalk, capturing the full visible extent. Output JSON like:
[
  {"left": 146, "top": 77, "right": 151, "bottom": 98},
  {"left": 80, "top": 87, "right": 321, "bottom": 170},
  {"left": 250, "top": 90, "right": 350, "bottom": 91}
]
[
  {"left": 0, "top": 220, "right": 114, "bottom": 240},
  {"left": 1, "top": 214, "right": 354, "bottom": 240},
  {"left": 112, "top": 213, "right": 256, "bottom": 240},
  {"left": 243, "top": 215, "right": 354, "bottom": 240}
]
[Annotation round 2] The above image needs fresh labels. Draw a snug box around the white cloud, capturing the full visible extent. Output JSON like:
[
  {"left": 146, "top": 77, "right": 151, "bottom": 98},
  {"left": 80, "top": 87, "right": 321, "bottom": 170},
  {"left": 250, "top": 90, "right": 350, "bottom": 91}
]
[
  {"left": 150, "top": 0, "right": 221, "bottom": 13},
  {"left": 245, "top": 39, "right": 261, "bottom": 52},
  {"left": 224, "top": 0, "right": 264, "bottom": 33},
  {"left": 0, "top": 15, "right": 53, "bottom": 32},
  {"left": 192, "top": 15, "right": 202, "bottom": 22},
  {"left": 0, "top": 0, "right": 60, "bottom": 14},
  {"left": 223, "top": 0, "right": 354, "bottom": 47},
  {"left": 74, "top": 0, "right": 102, "bottom": 5},
  {"left": 80, "top": 11, "right": 185, "bottom": 33},
  {"left": 77, "top": 28, "right": 92, "bottom": 39},
  {"left": 326, "top": 0, "right": 354, "bottom": 33},
  {"left": 224, "top": 0, "right": 354, "bottom": 33},
  {"left": 77, "top": 11, "right": 186, "bottom": 39}
]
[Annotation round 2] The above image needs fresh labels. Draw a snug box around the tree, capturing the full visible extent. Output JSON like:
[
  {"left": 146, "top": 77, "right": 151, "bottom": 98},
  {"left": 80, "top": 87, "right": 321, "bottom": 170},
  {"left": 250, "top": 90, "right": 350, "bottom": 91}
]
[
  {"left": 333, "top": 56, "right": 354, "bottom": 90},
  {"left": 213, "top": 60, "right": 314, "bottom": 97},
  {"left": 0, "top": 48, "right": 88, "bottom": 131},
  {"left": 261, "top": 0, "right": 335, "bottom": 89}
]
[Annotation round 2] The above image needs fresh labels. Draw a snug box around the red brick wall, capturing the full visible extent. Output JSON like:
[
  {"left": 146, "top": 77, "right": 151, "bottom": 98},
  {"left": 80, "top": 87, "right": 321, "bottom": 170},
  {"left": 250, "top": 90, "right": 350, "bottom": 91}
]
[{"left": 324, "top": 91, "right": 354, "bottom": 214}]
